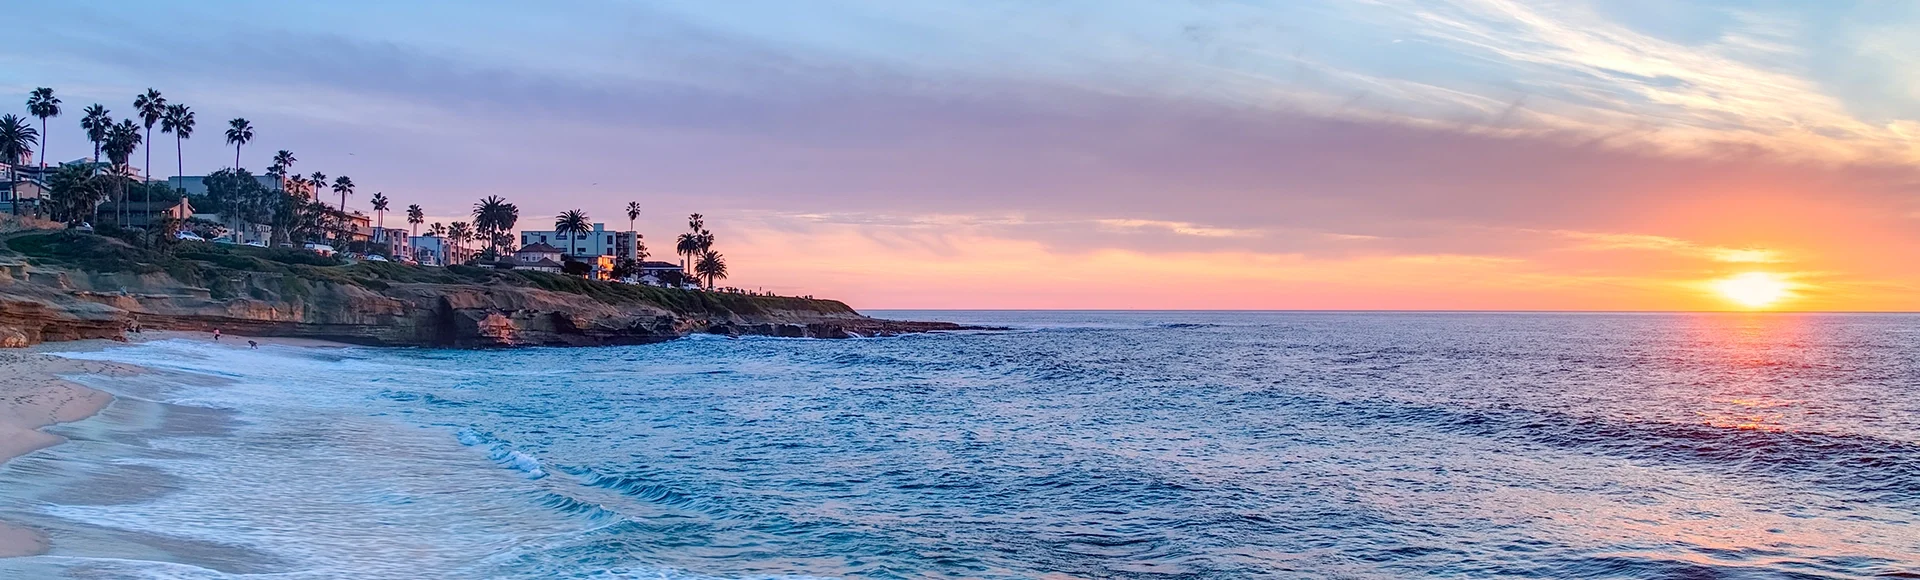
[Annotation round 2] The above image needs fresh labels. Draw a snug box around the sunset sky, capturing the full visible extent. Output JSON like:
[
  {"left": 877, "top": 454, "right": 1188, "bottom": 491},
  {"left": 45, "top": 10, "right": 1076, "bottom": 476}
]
[{"left": 8, "top": 0, "right": 1920, "bottom": 310}]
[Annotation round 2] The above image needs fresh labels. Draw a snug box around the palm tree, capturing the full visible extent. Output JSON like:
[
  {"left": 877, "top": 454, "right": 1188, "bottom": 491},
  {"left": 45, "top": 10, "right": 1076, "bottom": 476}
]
[
  {"left": 0, "top": 114, "right": 36, "bottom": 216},
  {"left": 428, "top": 222, "right": 446, "bottom": 237},
  {"left": 133, "top": 89, "right": 165, "bottom": 191},
  {"left": 369, "top": 192, "right": 389, "bottom": 238},
  {"left": 447, "top": 221, "right": 472, "bottom": 263},
  {"left": 224, "top": 118, "right": 252, "bottom": 169},
  {"left": 27, "top": 89, "right": 60, "bottom": 206},
  {"left": 330, "top": 176, "right": 355, "bottom": 243},
  {"left": 331, "top": 175, "right": 354, "bottom": 213},
  {"left": 554, "top": 209, "right": 590, "bottom": 253},
  {"left": 676, "top": 231, "right": 700, "bottom": 274},
  {"left": 471, "top": 195, "right": 518, "bottom": 257},
  {"left": 271, "top": 150, "right": 296, "bottom": 185},
  {"left": 288, "top": 175, "right": 308, "bottom": 201},
  {"left": 46, "top": 163, "right": 104, "bottom": 224},
  {"left": 695, "top": 250, "right": 728, "bottom": 289},
  {"left": 80, "top": 104, "right": 111, "bottom": 162},
  {"left": 160, "top": 104, "right": 193, "bottom": 188},
  {"left": 406, "top": 204, "right": 424, "bottom": 236},
  {"left": 308, "top": 172, "right": 326, "bottom": 200},
  {"left": 625, "top": 201, "right": 641, "bottom": 232},
  {"left": 103, "top": 120, "right": 142, "bottom": 226}
]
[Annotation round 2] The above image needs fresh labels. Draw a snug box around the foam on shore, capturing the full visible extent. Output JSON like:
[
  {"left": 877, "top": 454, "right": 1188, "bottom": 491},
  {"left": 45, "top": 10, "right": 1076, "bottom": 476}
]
[{"left": 0, "top": 351, "right": 124, "bottom": 557}]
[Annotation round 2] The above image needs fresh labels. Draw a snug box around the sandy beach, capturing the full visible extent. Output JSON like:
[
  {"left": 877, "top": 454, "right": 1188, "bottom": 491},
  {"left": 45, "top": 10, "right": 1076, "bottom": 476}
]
[
  {"left": 0, "top": 351, "right": 123, "bottom": 557},
  {"left": 0, "top": 330, "right": 348, "bottom": 558}
]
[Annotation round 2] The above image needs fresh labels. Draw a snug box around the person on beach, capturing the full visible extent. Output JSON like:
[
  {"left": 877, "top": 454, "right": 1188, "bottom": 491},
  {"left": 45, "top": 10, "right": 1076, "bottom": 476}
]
[
  {"left": 248, "top": 340, "right": 258, "bottom": 349},
  {"left": 213, "top": 329, "right": 222, "bottom": 341}
]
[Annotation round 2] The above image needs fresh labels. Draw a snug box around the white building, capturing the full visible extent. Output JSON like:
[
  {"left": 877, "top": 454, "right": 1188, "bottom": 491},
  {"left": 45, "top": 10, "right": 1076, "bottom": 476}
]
[
  {"left": 168, "top": 174, "right": 282, "bottom": 196},
  {"left": 519, "top": 223, "right": 639, "bottom": 260},
  {"left": 410, "top": 235, "right": 452, "bottom": 266}
]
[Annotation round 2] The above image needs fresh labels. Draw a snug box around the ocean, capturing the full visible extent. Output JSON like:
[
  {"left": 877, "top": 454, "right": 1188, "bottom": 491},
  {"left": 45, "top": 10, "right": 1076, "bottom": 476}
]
[{"left": 2, "top": 311, "right": 1916, "bottom": 578}]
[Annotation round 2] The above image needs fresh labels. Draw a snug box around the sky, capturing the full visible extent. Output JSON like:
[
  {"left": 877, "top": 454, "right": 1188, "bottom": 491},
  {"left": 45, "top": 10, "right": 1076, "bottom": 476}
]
[{"left": 6, "top": 0, "right": 1920, "bottom": 310}]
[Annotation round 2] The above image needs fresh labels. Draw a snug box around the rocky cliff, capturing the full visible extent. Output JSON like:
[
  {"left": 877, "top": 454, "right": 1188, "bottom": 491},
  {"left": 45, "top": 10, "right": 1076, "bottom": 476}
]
[{"left": 0, "top": 230, "right": 978, "bottom": 348}]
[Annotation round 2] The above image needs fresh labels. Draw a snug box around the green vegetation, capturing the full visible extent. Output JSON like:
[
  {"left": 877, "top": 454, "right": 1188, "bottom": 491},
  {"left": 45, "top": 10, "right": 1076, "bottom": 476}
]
[{"left": 0, "top": 230, "right": 852, "bottom": 316}]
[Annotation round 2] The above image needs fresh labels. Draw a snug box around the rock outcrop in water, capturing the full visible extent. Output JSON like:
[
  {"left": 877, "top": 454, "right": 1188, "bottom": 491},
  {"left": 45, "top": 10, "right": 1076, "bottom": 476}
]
[{"left": 0, "top": 230, "right": 980, "bottom": 348}]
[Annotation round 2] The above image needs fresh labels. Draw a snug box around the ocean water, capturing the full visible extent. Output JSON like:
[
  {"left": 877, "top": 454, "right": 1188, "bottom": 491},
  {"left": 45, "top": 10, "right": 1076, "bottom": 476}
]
[{"left": 2, "top": 311, "right": 1917, "bottom": 579}]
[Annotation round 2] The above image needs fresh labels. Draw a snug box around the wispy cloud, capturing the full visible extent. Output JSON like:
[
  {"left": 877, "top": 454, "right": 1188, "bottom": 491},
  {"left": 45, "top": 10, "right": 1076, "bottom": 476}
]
[
  {"left": 1094, "top": 218, "right": 1263, "bottom": 238},
  {"left": 1551, "top": 230, "right": 1785, "bottom": 263}
]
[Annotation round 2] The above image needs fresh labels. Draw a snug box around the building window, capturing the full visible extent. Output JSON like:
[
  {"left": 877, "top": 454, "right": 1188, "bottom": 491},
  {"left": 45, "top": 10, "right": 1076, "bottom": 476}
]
[{"left": 607, "top": 235, "right": 614, "bottom": 245}]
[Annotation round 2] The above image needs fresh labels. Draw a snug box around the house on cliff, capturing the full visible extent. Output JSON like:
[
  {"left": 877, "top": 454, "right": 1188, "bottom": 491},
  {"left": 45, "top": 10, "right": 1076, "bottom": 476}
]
[{"left": 98, "top": 197, "right": 195, "bottom": 229}]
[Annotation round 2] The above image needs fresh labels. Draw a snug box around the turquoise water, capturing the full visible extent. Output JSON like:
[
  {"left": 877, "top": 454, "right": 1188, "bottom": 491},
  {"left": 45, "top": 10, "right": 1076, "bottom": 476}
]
[{"left": 2, "top": 312, "right": 1917, "bottom": 578}]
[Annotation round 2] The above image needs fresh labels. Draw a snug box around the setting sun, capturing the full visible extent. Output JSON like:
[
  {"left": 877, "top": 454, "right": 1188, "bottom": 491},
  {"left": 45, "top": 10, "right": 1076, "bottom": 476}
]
[{"left": 1712, "top": 272, "right": 1794, "bottom": 309}]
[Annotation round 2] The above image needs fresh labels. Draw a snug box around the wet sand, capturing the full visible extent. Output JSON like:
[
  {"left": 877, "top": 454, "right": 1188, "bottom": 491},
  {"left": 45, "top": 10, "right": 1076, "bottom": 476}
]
[
  {"left": 0, "top": 331, "right": 349, "bottom": 557},
  {"left": 0, "top": 351, "right": 125, "bottom": 557}
]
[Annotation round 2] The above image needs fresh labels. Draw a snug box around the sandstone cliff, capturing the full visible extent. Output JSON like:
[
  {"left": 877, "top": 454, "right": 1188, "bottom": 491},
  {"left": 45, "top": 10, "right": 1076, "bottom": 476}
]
[{"left": 0, "top": 230, "right": 976, "bottom": 348}]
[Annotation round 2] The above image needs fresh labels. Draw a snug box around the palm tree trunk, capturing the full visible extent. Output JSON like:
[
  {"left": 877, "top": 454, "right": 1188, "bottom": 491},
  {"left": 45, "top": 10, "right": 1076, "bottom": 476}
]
[
  {"left": 234, "top": 145, "right": 240, "bottom": 170},
  {"left": 175, "top": 135, "right": 183, "bottom": 193}
]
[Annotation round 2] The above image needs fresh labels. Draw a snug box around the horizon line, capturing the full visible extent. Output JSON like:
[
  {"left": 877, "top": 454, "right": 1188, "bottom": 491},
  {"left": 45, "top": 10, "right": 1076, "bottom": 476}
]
[{"left": 858, "top": 308, "right": 1920, "bottom": 314}]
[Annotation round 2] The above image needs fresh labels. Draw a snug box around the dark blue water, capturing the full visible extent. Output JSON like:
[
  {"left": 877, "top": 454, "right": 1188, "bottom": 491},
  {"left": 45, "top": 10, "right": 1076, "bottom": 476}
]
[{"left": 6, "top": 312, "right": 1918, "bottom": 578}]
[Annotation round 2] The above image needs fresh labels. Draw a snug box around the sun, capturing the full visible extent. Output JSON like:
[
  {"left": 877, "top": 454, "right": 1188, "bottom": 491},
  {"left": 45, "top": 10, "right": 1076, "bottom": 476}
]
[{"left": 1712, "top": 272, "right": 1793, "bottom": 309}]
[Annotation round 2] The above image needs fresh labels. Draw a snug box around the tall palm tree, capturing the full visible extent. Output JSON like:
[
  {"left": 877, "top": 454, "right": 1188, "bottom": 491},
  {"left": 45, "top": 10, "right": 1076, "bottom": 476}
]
[
  {"left": 554, "top": 209, "right": 590, "bottom": 252},
  {"left": 471, "top": 195, "right": 518, "bottom": 257},
  {"left": 224, "top": 118, "right": 252, "bottom": 169},
  {"left": 0, "top": 114, "right": 36, "bottom": 216},
  {"left": 133, "top": 89, "right": 165, "bottom": 190},
  {"left": 429, "top": 222, "right": 447, "bottom": 237},
  {"left": 0, "top": 116, "right": 36, "bottom": 167},
  {"left": 288, "top": 175, "right": 308, "bottom": 201},
  {"left": 695, "top": 250, "right": 728, "bottom": 289},
  {"left": 27, "top": 89, "right": 60, "bottom": 204},
  {"left": 271, "top": 150, "right": 296, "bottom": 186},
  {"left": 676, "top": 231, "right": 700, "bottom": 274},
  {"left": 159, "top": 104, "right": 193, "bottom": 189},
  {"left": 308, "top": 172, "right": 326, "bottom": 200},
  {"left": 406, "top": 204, "right": 424, "bottom": 236},
  {"left": 369, "top": 192, "right": 389, "bottom": 237},
  {"left": 331, "top": 175, "right": 354, "bottom": 213},
  {"left": 447, "top": 221, "right": 472, "bottom": 263},
  {"left": 103, "top": 120, "right": 142, "bottom": 226},
  {"left": 80, "top": 104, "right": 111, "bottom": 162},
  {"left": 625, "top": 201, "right": 642, "bottom": 232}
]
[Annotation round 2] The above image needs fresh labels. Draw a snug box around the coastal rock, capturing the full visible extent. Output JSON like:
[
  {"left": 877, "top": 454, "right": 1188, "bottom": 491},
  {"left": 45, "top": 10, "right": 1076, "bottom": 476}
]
[
  {"left": 0, "top": 256, "right": 988, "bottom": 349},
  {"left": 0, "top": 326, "right": 27, "bottom": 348}
]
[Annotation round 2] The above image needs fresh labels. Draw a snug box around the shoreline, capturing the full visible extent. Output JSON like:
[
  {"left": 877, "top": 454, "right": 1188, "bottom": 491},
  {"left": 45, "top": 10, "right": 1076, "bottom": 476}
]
[
  {"left": 0, "top": 330, "right": 350, "bottom": 558},
  {"left": 0, "top": 351, "right": 122, "bottom": 557}
]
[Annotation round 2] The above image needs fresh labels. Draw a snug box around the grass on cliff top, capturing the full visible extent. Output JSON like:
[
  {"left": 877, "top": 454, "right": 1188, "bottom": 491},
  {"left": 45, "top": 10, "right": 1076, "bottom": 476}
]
[{"left": 0, "top": 231, "right": 855, "bottom": 316}]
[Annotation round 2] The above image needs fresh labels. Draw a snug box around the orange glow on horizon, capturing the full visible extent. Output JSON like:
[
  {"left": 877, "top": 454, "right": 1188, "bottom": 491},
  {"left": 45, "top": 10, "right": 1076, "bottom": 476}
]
[{"left": 1710, "top": 272, "right": 1795, "bottom": 310}]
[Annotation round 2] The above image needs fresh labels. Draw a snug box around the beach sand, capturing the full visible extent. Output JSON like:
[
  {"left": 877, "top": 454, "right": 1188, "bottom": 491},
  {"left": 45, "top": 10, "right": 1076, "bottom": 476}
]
[
  {"left": 126, "top": 329, "right": 357, "bottom": 349},
  {"left": 0, "top": 331, "right": 351, "bottom": 558},
  {"left": 0, "top": 351, "right": 126, "bottom": 557}
]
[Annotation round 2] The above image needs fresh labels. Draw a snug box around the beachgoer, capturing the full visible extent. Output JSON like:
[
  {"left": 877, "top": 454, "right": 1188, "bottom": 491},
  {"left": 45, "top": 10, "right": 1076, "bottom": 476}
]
[
  {"left": 247, "top": 340, "right": 258, "bottom": 349},
  {"left": 213, "top": 329, "right": 222, "bottom": 341}
]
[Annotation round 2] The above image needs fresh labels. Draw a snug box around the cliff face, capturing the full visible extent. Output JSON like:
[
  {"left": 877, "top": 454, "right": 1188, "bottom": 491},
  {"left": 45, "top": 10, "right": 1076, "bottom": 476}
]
[{"left": 0, "top": 235, "right": 971, "bottom": 348}]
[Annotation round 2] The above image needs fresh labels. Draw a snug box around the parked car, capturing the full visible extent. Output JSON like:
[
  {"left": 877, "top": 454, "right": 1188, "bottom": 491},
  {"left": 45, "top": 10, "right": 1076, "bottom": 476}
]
[
  {"left": 175, "top": 231, "right": 206, "bottom": 241},
  {"left": 366, "top": 255, "right": 390, "bottom": 262},
  {"left": 245, "top": 241, "right": 268, "bottom": 248},
  {"left": 303, "top": 243, "right": 336, "bottom": 256}
]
